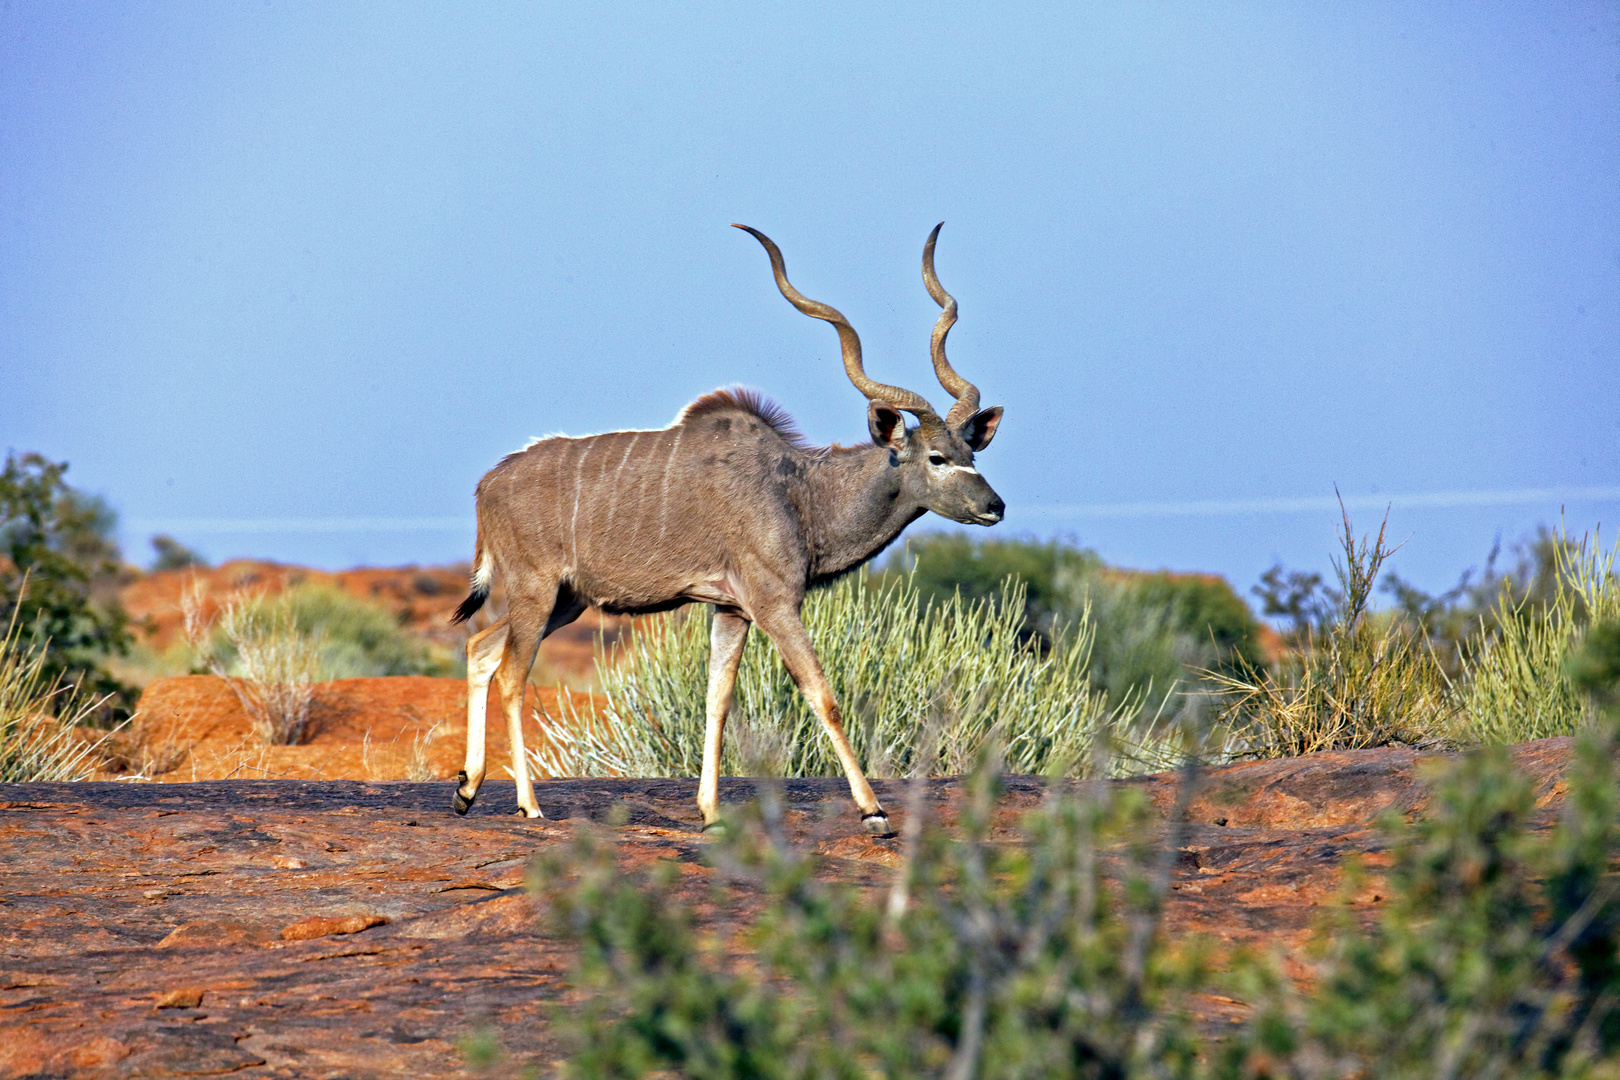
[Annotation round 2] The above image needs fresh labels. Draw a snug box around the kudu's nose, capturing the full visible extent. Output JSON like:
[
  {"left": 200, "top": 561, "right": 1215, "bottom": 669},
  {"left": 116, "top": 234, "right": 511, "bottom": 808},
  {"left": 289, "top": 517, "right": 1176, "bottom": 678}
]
[{"left": 986, "top": 495, "right": 1006, "bottom": 522}]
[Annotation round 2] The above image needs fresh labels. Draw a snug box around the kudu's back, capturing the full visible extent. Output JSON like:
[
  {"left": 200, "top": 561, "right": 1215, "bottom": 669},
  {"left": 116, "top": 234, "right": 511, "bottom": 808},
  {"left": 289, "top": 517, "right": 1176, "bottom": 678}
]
[{"left": 474, "top": 391, "right": 808, "bottom": 614}]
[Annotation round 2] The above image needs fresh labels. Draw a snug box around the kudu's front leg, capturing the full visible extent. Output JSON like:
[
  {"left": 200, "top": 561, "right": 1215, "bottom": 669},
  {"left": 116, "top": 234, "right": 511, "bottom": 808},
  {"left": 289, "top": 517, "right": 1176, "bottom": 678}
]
[
  {"left": 455, "top": 618, "right": 508, "bottom": 814},
  {"left": 698, "top": 608, "right": 750, "bottom": 829},
  {"left": 754, "top": 607, "right": 890, "bottom": 834}
]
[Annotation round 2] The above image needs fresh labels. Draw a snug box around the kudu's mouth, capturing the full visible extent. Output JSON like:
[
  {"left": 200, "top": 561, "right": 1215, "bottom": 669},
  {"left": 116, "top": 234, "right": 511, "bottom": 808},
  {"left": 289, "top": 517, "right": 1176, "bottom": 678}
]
[{"left": 967, "top": 495, "right": 1006, "bottom": 526}]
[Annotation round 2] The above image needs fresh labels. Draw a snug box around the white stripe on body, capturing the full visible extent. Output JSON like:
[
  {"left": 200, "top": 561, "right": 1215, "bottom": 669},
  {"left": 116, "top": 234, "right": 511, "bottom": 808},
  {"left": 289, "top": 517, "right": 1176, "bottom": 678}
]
[
  {"left": 569, "top": 439, "right": 595, "bottom": 573},
  {"left": 657, "top": 427, "right": 684, "bottom": 545},
  {"left": 603, "top": 432, "right": 641, "bottom": 530}
]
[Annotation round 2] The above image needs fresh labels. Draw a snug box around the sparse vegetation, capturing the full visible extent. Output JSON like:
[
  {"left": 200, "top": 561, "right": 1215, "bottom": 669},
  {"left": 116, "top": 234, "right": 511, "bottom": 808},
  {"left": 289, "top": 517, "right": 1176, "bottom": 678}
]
[
  {"left": 879, "top": 534, "right": 1266, "bottom": 721},
  {"left": 514, "top": 641, "right": 1620, "bottom": 1080},
  {"left": 0, "top": 609, "right": 116, "bottom": 781},
  {"left": 0, "top": 451, "right": 135, "bottom": 718},
  {"left": 196, "top": 588, "right": 323, "bottom": 745},
  {"left": 1451, "top": 534, "right": 1619, "bottom": 745},
  {"left": 531, "top": 746, "right": 1212, "bottom": 1080},
  {"left": 528, "top": 572, "right": 1192, "bottom": 783},
  {"left": 1209, "top": 511, "right": 1453, "bottom": 757}
]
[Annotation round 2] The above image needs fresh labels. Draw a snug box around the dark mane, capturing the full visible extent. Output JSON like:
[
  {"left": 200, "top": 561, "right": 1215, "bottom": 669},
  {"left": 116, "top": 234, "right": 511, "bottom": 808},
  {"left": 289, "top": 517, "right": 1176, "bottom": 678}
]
[{"left": 677, "top": 387, "right": 866, "bottom": 457}]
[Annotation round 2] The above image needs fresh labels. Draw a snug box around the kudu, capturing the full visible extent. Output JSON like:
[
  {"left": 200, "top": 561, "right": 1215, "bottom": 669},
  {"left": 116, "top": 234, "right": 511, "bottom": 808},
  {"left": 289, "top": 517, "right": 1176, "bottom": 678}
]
[{"left": 449, "top": 224, "right": 1005, "bottom": 831}]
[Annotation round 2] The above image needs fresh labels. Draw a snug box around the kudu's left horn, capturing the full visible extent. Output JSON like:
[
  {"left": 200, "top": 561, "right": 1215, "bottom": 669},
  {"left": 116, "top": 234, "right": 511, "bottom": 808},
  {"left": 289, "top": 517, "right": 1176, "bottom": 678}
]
[{"left": 734, "top": 224, "right": 939, "bottom": 420}]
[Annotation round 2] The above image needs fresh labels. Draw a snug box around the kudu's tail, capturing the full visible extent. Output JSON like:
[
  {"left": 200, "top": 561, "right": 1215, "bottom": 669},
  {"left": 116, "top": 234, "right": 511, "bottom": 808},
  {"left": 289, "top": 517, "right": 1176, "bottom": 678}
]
[{"left": 451, "top": 525, "right": 493, "bottom": 625}]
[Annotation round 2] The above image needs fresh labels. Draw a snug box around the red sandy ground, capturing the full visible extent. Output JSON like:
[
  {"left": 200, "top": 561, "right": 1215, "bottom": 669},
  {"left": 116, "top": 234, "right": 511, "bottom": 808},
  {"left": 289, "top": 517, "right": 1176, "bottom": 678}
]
[
  {"left": 119, "top": 560, "right": 631, "bottom": 685},
  {"left": 97, "top": 675, "right": 600, "bottom": 784},
  {"left": 0, "top": 728, "right": 1577, "bottom": 1078}
]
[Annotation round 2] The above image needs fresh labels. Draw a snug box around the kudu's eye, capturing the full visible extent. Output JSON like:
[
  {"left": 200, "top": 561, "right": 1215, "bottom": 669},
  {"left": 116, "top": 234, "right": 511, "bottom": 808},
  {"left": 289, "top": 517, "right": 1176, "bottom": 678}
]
[{"left": 928, "top": 453, "right": 948, "bottom": 466}]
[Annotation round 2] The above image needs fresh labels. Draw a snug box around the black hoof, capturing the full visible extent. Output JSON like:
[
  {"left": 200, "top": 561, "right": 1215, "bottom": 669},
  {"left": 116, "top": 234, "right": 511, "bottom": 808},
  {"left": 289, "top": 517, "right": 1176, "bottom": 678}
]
[
  {"left": 862, "top": 813, "right": 895, "bottom": 837},
  {"left": 453, "top": 771, "right": 474, "bottom": 815}
]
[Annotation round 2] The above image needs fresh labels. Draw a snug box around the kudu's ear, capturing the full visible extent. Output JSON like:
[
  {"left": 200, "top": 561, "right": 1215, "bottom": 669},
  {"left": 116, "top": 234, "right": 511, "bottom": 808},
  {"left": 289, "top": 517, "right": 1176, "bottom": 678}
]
[
  {"left": 959, "top": 406, "right": 1003, "bottom": 451},
  {"left": 867, "top": 401, "right": 907, "bottom": 450}
]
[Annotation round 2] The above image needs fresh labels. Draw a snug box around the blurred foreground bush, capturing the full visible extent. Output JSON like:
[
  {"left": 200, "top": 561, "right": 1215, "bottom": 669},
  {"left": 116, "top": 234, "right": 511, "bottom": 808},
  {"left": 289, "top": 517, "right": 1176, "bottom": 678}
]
[{"left": 511, "top": 638, "right": 1620, "bottom": 1078}]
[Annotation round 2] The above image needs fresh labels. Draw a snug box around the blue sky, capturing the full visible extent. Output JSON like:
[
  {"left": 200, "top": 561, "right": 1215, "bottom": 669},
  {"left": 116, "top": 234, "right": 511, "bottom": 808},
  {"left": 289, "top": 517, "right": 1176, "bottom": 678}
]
[{"left": 2, "top": 2, "right": 1616, "bottom": 601}]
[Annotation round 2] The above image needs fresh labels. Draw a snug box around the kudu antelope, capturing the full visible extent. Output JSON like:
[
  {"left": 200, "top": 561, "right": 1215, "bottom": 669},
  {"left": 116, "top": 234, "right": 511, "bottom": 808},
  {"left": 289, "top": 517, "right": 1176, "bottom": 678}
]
[{"left": 449, "top": 224, "right": 1005, "bottom": 831}]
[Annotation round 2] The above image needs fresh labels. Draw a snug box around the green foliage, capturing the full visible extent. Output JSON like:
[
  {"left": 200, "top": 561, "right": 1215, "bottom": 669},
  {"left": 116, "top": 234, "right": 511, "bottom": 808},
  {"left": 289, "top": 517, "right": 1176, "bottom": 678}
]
[
  {"left": 0, "top": 452, "right": 134, "bottom": 718},
  {"left": 531, "top": 753, "right": 1210, "bottom": 1079},
  {"left": 195, "top": 584, "right": 454, "bottom": 680},
  {"left": 531, "top": 572, "right": 1182, "bottom": 782},
  {"left": 0, "top": 610, "right": 116, "bottom": 781},
  {"left": 1383, "top": 527, "right": 1578, "bottom": 679},
  {"left": 881, "top": 533, "right": 1098, "bottom": 640},
  {"left": 513, "top": 666, "right": 1620, "bottom": 1079},
  {"left": 1233, "top": 734, "right": 1620, "bottom": 1077},
  {"left": 1452, "top": 535, "right": 1619, "bottom": 745},
  {"left": 149, "top": 533, "right": 208, "bottom": 572},
  {"left": 1211, "top": 512, "right": 1452, "bottom": 757},
  {"left": 880, "top": 533, "right": 1266, "bottom": 721}
]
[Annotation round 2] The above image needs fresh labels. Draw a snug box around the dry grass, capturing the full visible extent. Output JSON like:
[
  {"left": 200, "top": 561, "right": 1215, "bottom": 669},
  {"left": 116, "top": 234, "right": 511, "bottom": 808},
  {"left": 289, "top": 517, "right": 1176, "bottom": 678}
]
[
  {"left": 360, "top": 716, "right": 442, "bottom": 781},
  {"left": 1452, "top": 531, "right": 1620, "bottom": 744},
  {"left": 526, "top": 572, "right": 1186, "bottom": 781},
  {"left": 183, "top": 579, "right": 320, "bottom": 745},
  {"left": 0, "top": 609, "right": 119, "bottom": 782},
  {"left": 1208, "top": 509, "right": 1454, "bottom": 758}
]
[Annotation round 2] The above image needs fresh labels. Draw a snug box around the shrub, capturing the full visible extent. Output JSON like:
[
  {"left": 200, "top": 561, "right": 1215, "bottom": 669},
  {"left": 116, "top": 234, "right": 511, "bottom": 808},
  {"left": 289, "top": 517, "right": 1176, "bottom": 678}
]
[
  {"left": 528, "top": 573, "right": 1183, "bottom": 782},
  {"left": 507, "top": 658, "right": 1620, "bottom": 1080},
  {"left": 148, "top": 534, "right": 208, "bottom": 572},
  {"left": 1232, "top": 728, "right": 1620, "bottom": 1077},
  {"left": 883, "top": 533, "right": 1266, "bottom": 724},
  {"left": 1451, "top": 533, "right": 1619, "bottom": 745},
  {"left": 0, "top": 452, "right": 134, "bottom": 718},
  {"left": 531, "top": 749, "right": 1210, "bottom": 1080},
  {"left": 0, "top": 610, "right": 116, "bottom": 781},
  {"left": 205, "top": 592, "right": 322, "bottom": 745},
  {"left": 1209, "top": 510, "right": 1452, "bottom": 757}
]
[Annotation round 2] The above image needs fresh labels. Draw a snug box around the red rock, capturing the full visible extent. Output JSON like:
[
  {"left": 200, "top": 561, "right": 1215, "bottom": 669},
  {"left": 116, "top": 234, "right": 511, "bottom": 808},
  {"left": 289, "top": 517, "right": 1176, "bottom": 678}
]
[
  {"left": 154, "top": 987, "right": 203, "bottom": 1009},
  {"left": 279, "top": 913, "right": 391, "bottom": 941},
  {"left": 0, "top": 739, "right": 1578, "bottom": 1076}
]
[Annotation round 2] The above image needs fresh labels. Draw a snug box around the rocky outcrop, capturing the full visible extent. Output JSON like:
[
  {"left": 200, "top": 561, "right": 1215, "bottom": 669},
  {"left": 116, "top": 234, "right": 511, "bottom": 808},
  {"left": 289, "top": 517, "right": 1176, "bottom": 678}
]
[{"left": 0, "top": 740, "right": 1576, "bottom": 1078}]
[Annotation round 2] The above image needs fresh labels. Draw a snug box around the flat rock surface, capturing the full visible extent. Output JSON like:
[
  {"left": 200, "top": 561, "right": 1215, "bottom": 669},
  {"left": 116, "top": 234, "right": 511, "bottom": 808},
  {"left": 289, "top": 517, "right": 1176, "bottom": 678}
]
[{"left": 0, "top": 739, "right": 1576, "bottom": 1078}]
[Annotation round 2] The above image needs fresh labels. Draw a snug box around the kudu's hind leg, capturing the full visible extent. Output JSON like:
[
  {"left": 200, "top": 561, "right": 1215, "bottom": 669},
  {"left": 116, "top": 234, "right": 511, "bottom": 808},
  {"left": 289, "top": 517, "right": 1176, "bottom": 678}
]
[
  {"left": 697, "top": 609, "right": 750, "bottom": 830},
  {"left": 754, "top": 608, "right": 890, "bottom": 834},
  {"left": 454, "top": 618, "right": 509, "bottom": 815},
  {"left": 492, "top": 598, "right": 552, "bottom": 819}
]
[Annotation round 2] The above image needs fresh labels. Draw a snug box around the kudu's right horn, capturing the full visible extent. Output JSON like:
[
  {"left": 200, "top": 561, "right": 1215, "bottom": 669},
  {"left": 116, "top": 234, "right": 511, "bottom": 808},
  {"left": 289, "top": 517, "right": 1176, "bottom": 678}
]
[{"left": 921, "top": 222, "right": 983, "bottom": 430}]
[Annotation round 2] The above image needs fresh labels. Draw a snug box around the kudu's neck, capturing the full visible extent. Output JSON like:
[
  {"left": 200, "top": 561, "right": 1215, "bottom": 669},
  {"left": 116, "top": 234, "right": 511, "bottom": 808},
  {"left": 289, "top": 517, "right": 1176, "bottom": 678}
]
[{"left": 799, "top": 445, "right": 923, "bottom": 581}]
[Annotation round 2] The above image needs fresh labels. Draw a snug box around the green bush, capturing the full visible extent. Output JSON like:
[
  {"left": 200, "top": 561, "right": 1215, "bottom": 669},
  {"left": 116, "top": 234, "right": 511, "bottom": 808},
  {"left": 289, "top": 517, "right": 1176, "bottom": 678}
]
[
  {"left": 1452, "top": 535, "right": 1620, "bottom": 745},
  {"left": 0, "top": 452, "right": 134, "bottom": 718},
  {"left": 879, "top": 533, "right": 1266, "bottom": 724},
  {"left": 0, "top": 611, "right": 115, "bottom": 781},
  {"left": 193, "top": 583, "right": 455, "bottom": 681},
  {"left": 504, "top": 664, "right": 1620, "bottom": 1079},
  {"left": 530, "top": 572, "right": 1186, "bottom": 782},
  {"left": 531, "top": 751, "right": 1210, "bottom": 1080},
  {"left": 1210, "top": 512, "right": 1453, "bottom": 757}
]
